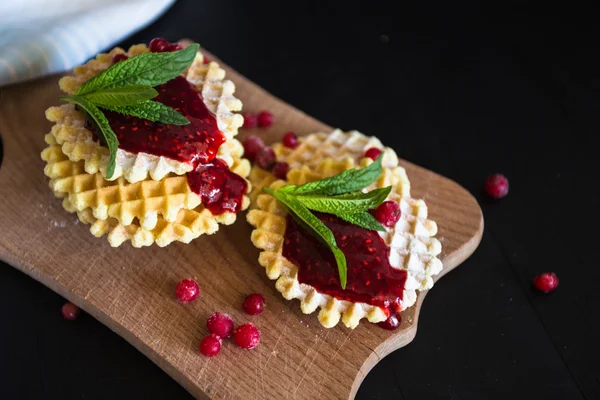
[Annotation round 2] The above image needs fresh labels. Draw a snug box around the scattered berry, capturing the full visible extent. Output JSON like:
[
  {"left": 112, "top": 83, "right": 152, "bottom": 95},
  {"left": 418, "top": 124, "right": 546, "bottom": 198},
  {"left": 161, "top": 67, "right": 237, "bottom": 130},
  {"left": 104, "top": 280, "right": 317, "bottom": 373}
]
[
  {"left": 234, "top": 323, "right": 261, "bottom": 349},
  {"left": 148, "top": 37, "right": 170, "bottom": 53},
  {"left": 282, "top": 132, "right": 299, "bottom": 149},
  {"left": 484, "top": 174, "right": 509, "bottom": 198},
  {"left": 203, "top": 57, "right": 211, "bottom": 65},
  {"left": 206, "top": 312, "right": 235, "bottom": 338},
  {"left": 112, "top": 53, "right": 128, "bottom": 63},
  {"left": 374, "top": 201, "right": 401, "bottom": 227},
  {"left": 242, "top": 135, "right": 265, "bottom": 161},
  {"left": 175, "top": 279, "right": 200, "bottom": 303},
  {"left": 533, "top": 272, "right": 559, "bottom": 293},
  {"left": 255, "top": 147, "right": 276, "bottom": 170},
  {"left": 257, "top": 110, "right": 275, "bottom": 127},
  {"left": 199, "top": 334, "right": 222, "bottom": 357},
  {"left": 61, "top": 302, "right": 80, "bottom": 321},
  {"left": 167, "top": 43, "right": 183, "bottom": 52},
  {"left": 272, "top": 162, "right": 289, "bottom": 180},
  {"left": 365, "top": 147, "right": 383, "bottom": 160},
  {"left": 377, "top": 313, "right": 401, "bottom": 330},
  {"left": 241, "top": 112, "right": 258, "bottom": 129},
  {"left": 242, "top": 293, "right": 266, "bottom": 316}
]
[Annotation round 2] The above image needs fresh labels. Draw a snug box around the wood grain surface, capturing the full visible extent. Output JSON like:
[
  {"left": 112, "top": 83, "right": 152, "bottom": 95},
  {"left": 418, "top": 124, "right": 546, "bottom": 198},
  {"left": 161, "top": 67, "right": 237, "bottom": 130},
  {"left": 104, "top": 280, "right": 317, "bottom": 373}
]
[{"left": 0, "top": 48, "right": 483, "bottom": 400}]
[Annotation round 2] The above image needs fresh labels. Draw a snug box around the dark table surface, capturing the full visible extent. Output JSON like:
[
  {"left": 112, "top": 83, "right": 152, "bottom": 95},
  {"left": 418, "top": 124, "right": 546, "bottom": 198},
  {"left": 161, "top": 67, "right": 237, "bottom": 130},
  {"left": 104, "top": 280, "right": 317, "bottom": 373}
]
[{"left": 1, "top": 1, "right": 598, "bottom": 399}]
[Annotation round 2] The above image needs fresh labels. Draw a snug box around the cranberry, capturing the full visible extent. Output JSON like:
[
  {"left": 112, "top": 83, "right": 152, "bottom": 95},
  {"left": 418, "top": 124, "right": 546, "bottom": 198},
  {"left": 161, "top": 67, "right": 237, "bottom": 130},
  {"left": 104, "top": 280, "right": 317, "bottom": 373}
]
[
  {"left": 533, "top": 272, "right": 559, "bottom": 293},
  {"left": 149, "top": 37, "right": 170, "bottom": 53},
  {"left": 485, "top": 173, "right": 509, "bottom": 198},
  {"left": 234, "top": 323, "right": 261, "bottom": 349},
  {"left": 365, "top": 147, "right": 383, "bottom": 160},
  {"left": 203, "top": 57, "right": 211, "bottom": 65},
  {"left": 255, "top": 147, "right": 276, "bottom": 170},
  {"left": 257, "top": 110, "right": 275, "bottom": 127},
  {"left": 242, "top": 135, "right": 265, "bottom": 161},
  {"left": 242, "top": 293, "right": 265, "bottom": 315},
  {"left": 374, "top": 201, "right": 401, "bottom": 228},
  {"left": 167, "top": 43, "right": 183, "bottom": 52},
  {"left": 377, "top": 313, "right": 401, "bottom": 330},
  {"left": 199, "top": 334, "right": 222, "bottom": 357},
  {"left": 282, "top": 132, "right": 299, "bottom": 149},
  {"left": 241, "top": 112, "right": 258, "bottom": 129},
  {"left": 61, "top": 302, "right": 80, "bottom": 320},
  {"left": 272, "top": 162, "right": 289, "bottom": 180},
  {"left": 206, "top": 312, "right": 235, "bottom": 338},
  {"left": 175, "top": 279, "right": 200, "bottom": 303},
  {"left": 112, "top": 53, "right": 129, "bottom": 63}
]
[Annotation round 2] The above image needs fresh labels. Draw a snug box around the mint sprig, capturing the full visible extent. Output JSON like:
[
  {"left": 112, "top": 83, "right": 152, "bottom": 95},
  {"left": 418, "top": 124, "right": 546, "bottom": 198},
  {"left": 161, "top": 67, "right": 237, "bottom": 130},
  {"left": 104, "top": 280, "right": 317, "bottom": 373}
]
[
  {"left": 262, "top": 154, "right": 391, "bottom": 288},
  {"left": 59, "top": 43, "right": 200, "bottom": 178}
]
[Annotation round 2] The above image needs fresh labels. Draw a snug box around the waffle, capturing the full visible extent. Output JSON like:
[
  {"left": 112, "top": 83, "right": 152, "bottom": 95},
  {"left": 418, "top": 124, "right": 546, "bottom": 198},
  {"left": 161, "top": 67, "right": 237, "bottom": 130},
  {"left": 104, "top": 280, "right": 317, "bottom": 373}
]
[
  {"left": 246, "top": 133, "right": 442, "bottom": 329},
  {"left": 42, "top": 135, "right": 251, "bottom": 247},
  {"left": 48, "top": 44, "right": 243, "bottom": 183}
]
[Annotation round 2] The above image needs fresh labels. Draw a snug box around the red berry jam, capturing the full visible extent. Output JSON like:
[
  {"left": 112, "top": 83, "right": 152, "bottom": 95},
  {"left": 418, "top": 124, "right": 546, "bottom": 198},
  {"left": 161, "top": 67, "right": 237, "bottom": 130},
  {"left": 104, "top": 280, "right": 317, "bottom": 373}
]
[
  {"left": 61, "top": 302, "right": 80, "bottom": 320},
  {"left": 377, "top": 313, "right": 401, "bottom": 330},
  {"left": 365, "top": 147, "right": 383, "bottom": 160},
  {"left": 175, "top": 279, "right": 200, "bottom": 303},
  {"left": 206, "top": 312, "right": 235, "bottom": 338},
  {"left": 374, "top": 201, "right": 401, "bottom": 228},
  {"left": 255, "top": 147, "right": 276, "bottom": 170},
  {"left": 199, "top": 334, "right": 222, "bottom": 357},
  {"left": 257, "top": 110, "right": 275, "bottom": 127},
  {"left": 282, "top": 132, "right": 298, "bottom": 149},
  {"left": 282, "top": 213, "right": 407, "bottom": 317},
  {"left": 234, "top": 323, "right": 261, "bottom": 349},
  {"left": 485, "top": 173, "right": 509, "bottom": 198},
  {"left": 241, "top": 112, "right": 258, "bottom": 129},
  {"left": 112, "top": 53, "right": 129, "bottom": 63},
  {"left": 242, "top": 135, "right": 265, "bottom": 161},
  {"left": 533, "top": 272, "right": 559, "bottom": 293},
  {"left": 242, "top": 293, "right": 265, "bottom": 315},
  {"left": 272, "top": 162, "right": 289, "bottom": 180}
]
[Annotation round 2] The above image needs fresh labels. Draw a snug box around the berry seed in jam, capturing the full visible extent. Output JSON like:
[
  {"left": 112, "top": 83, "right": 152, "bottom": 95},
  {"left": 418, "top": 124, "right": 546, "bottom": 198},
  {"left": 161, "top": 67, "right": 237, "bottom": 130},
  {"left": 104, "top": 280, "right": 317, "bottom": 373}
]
[{"left": 282, "top": 213, "right": 407, "bottom": 317}]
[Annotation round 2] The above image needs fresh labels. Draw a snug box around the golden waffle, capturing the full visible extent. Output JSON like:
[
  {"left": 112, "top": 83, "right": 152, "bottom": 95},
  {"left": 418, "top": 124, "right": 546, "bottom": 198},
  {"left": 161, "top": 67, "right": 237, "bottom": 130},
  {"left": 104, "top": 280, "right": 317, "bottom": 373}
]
[
  {"left": 48, "top": 44, "right": 243, "bottom": 183},
  {"left": 246, "top": 136, "right": 442, "bottom": 329},
  {"left": 42, "top": 135, "right": 251, "bottom": 248}
]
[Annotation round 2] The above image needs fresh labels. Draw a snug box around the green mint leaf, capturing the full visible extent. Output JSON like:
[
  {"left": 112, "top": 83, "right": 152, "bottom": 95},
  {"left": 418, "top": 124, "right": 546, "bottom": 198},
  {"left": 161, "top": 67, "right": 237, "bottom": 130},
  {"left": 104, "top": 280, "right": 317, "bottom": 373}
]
[
  {"left": 76, "top": 44, "right": 200, "bottom": 95},
  {"left": 99, "top": 100, "right": 189, "bottom": 125},
  {"left": 294, "top": 187, "right": 392, "bottom": 215},
  {"left": 337, "top": 212, "right": 386, "bottom": 231},
  {"left": 81, "top": 86, "right": 158, "bottom": 107},
  {"left": 287, "top": 153, "right": 384, "bottom": 196},
  {"left": 60, "top": 95, "right": 118, "bottom": 178},
  {"left": 264, "top": 188, "right": 348, "bottom": 288}
]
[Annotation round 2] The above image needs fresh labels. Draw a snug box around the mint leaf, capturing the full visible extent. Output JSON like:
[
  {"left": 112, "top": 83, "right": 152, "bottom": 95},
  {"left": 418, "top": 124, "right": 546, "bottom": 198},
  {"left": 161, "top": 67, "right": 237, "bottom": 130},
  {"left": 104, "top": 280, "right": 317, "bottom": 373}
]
[
  {"left": 100, "top": 100, "right": 189, "bottom": 125},
  {"left": 81, "top": 86, "right": 158, "bottom": 107},
  {"left": 294, "top": 187, "right": 391, "bottom": 215},
  {"left": 337, "top": 212, "right": 386, "bottom": 231},
  {"left": 61, "top": 95, "right": 118, "bottom": 178},
  {"left": 76, "top": 44, "right": 200, "bottom": 95},
  {"left": 287, "top": 153, "right": 384, "bottom": 196}
]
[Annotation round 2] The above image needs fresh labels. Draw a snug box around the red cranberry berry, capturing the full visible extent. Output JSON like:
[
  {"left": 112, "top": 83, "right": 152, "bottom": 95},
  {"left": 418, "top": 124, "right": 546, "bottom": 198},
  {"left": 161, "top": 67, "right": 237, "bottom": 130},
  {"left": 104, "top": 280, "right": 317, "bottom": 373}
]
[
  {"left": 282, "top": 132, "right": 299, "bottom": 149},
  {"left": 485, "top": 173, "right": 509, "bottom": 198},
  {"left": 175, "top": 279, "right": 200, "bottom": 303},
  {"left": 199, "top": 334, "right": 222, "bottom": 357},
  {"left": 206, "top": 312, "right": 235, "bottom": 338},
  {"left": 272, "top": 162, "right": 289, "bottom": 180},
  {"left": 255, "top": 147, "right": 276, "bottom": 170},
  {"left": 242, "top": 112, "right": 258, "bottom": 129},
  {"left": 167, "top": 43, "right": 183, "bottom": 52},
  {"left": 61, "top": 302, "right": 80, "bottom": 320},
  {"left": 112, "top": 53, "right": 128, "bottom": 63},
  {"left": 234, "top": 323, "right": 261, "bottom": 349},
  {"left": 242, "top": 136, "right": 265, "bottom": 161},
  {"left": 377, "top": 313, "right": 401, "bottom": 330},
  {"left": 149, "top": 37, "right": 170, "bottom": 53},
  {"left": 374, "top": 200, "right": 401, "bottom": 227},
  {"left": 242, "top": 293, "right": 265, "bottom": 316},
  {"left": 365, "top": 147, "right": 383, "bottom": 161},
  {"left": 257, "top": 110, "right": 275, "bottom": 128},
  {"left": 533, "top": 272, "right": 559, "bottom": 293},
  {"left": 203, "top": 57, "right": 211, "bottom": 65}
]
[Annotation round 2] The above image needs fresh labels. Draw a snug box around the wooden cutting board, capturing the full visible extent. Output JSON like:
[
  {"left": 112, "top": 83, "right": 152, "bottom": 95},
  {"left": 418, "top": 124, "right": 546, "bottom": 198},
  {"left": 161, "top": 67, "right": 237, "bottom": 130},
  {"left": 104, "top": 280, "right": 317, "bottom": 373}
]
[{"left": 0, "top": 47, "right": 483, "bottom": 400}]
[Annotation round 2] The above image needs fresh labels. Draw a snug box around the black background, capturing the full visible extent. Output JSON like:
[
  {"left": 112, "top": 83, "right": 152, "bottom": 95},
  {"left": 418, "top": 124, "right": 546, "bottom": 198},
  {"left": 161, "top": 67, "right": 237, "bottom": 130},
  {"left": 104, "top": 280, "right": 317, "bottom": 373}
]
[{"left": 1, "top": 1, "right": 599, "bottom": 399}]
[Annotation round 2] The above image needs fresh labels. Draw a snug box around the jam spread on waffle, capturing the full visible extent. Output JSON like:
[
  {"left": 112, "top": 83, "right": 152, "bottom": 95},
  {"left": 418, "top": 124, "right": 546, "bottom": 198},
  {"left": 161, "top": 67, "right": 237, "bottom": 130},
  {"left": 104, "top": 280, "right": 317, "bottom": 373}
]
[
  {"left": 282, "top": 213, "right": 407, "bottom": 317},
  {"left": 87, "top": 76, "right": 247, "bottom": 214}
]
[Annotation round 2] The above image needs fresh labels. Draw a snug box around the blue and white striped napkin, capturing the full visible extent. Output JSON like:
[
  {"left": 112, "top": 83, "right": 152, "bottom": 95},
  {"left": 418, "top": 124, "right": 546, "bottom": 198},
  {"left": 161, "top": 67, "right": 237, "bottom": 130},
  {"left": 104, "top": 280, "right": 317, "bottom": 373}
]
[{"left": 0, "top": 0, "right": 176, "bottom": 87}]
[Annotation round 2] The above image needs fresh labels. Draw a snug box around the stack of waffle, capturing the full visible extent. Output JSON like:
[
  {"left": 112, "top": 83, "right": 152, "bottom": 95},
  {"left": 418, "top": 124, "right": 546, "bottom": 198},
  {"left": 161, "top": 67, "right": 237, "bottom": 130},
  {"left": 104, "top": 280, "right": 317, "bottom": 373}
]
[{"left": 41, "top": 45, "right": 250, "bottom": 247}]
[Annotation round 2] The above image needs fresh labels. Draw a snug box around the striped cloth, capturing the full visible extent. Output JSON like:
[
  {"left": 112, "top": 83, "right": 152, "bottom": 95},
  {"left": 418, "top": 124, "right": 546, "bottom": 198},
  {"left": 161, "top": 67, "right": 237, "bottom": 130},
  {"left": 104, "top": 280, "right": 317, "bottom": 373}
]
[{"left": 0, "top": 0, "right": 176, "bottom": 87}]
